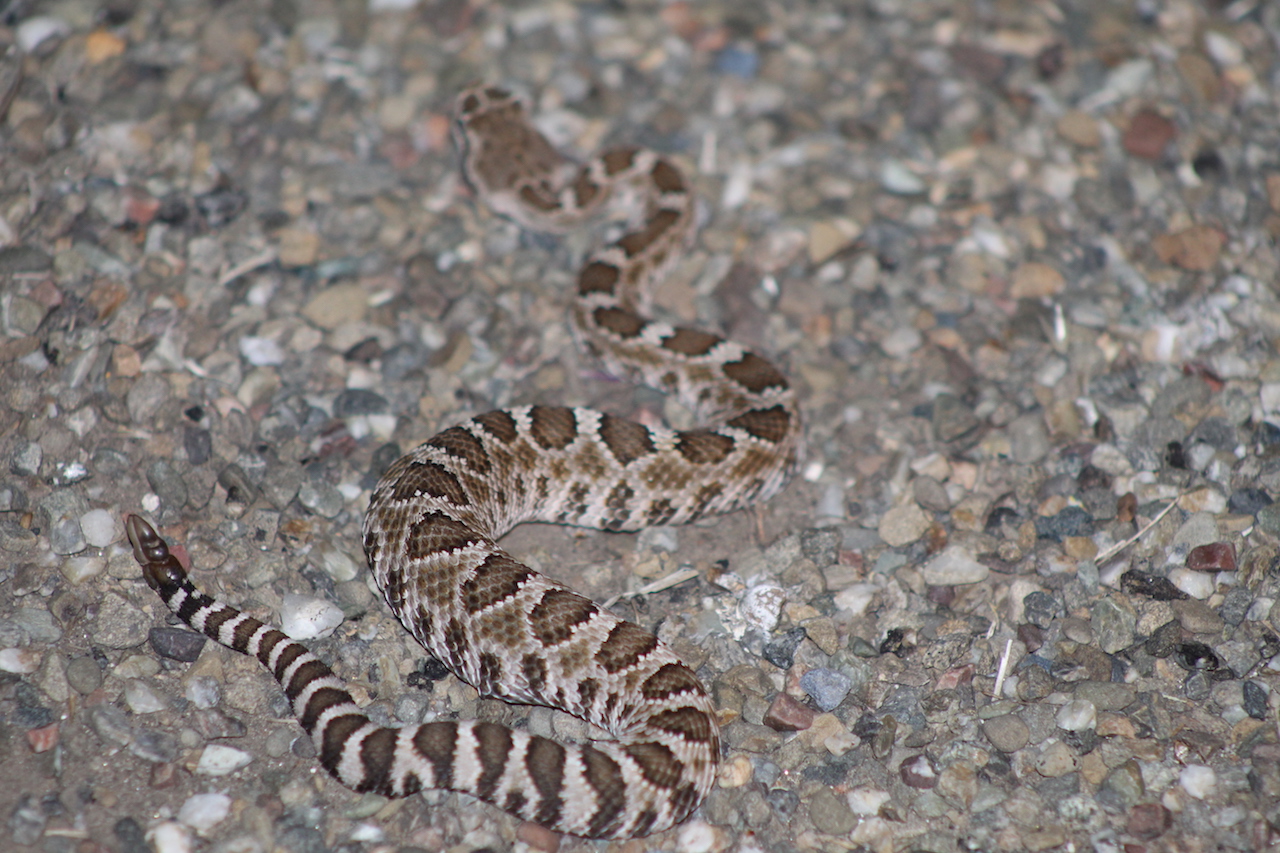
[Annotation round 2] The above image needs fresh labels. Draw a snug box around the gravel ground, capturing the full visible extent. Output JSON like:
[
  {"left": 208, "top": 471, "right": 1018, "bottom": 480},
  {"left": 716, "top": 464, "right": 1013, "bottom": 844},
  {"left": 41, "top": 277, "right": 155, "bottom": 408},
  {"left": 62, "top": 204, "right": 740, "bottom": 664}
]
[{"left": 3, "top": 1, "right": 1280, "bottom": 852}]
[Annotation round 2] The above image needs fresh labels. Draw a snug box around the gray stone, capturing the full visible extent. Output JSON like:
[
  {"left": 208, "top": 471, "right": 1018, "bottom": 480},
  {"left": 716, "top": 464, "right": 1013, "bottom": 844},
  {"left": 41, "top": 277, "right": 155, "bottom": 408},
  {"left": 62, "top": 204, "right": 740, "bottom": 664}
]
[
  {"left": 332, "top": 388, "right": 389, "bottom": 416},
  {"left": 9, "top": 441, "right": 42, "bottom": 477},
  {"left": 806, "top": 786, "right": 855, "bottom": 835},
  {"left": 65, "top": 656, "right": 103, "bottom": 694},
  {"left": 933, "top": 394, "right": 980, "bottom": 441},
  {"left": 982, "top": 714, "right": 1030, "bottom": 752},
  {"left": 1091, "top": 598, "right": 1136, "bottom": 654},
  {"left": 800, "top": 668, "right": 853, "bottom": 711},
  {"left": 1008, "top": 413, "right": 1050, "bottom": 463},
  {"left": 147, "top": 459, "right": 189, "bottom": 510},
  {"left": 93, "top": 592, "right": 152, "bottom": 649},
  {"left": 0, "top": 245, "right": 53, "bottom": 273},
  {"left": 298, "top": 479, "right": 344, "bottom": 518},
  {"left": 126, "top": 373, "right": 171, "bottom": 424},
  {"left": 13, "top": 608, "right": 61, "bottom": 643}
]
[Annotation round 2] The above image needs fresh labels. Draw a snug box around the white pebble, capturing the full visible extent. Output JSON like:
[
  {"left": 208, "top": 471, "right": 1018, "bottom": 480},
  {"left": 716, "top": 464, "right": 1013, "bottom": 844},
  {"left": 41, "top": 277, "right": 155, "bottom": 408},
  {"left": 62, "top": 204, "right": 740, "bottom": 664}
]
[
  {"left": 147, "top": 821, "right": 194, "bottom": 853},
  {"left": 880, "top": 160, "right": 926, "bottom": 195},
  {"left": 675, "top": 820, "right": 717, "bottom": 853},
  {"left": 349, "top": 823, "right": 385, "bottom": 842},
  {"left": 1180, "top": 765, "right": 1216, "bottom": 800},
  {"left": 123, "top": 680, "right": 168, "bottom": 714},
  {"left": 1055, "top": 698, "right": 1097, "bottom": 732},
  {"left": 60, "top": 555, "right": 106, "bottom": 584},
  {"left": 15, "top": 16, "right": 70, "bottom": 52},
  {"left": 279, "top": 594, "right": 344, "bottom": 639},
  {"left": 880, "top": 326, "right": 922, "bottom": 359},
  {"left": 177, "top": 793, "right": 231, "bottom": 833},
  {"left": 847, "top": 787, "right": 892, "bottom": 815},
  {"left": 314, "top": 547, "right": 359, "bottom": 582},
  {"left": 1169, "top": 568, "right": 1215, "bottom": 600},
  {"left": 1261, "top": 383, "right": 1280, "bottom": 416},
  {"left": 0, "top": 647, "right": 42, "bottom": 674},
  {"left": 1203, "top": 31, "right": 1243, "bottom": 67},
  {"left": 833, "top": 583, "right": 878, "bottom": 617},
  {"left": 238, "top": 336, "right": 285, "bottom": 366},
  {"left": 739, "top": 584, "right": 785, "bottom": 633},
  {"left": 923, "top": 546, "right": 990, "bottom": 585},
  {"left": 196, "top": 744, "right": 253, "bottom": 776},
  {"left": 185, "top": 676, "right": 221, "bottom": 710},
  {"left": 80, "top": 509, "right": 121, "bottom": 547}
]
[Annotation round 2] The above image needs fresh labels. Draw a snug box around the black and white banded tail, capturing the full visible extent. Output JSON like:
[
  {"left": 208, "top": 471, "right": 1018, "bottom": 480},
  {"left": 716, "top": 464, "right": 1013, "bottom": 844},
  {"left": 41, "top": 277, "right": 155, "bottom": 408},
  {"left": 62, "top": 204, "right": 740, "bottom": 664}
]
[{"left": 125, "top": 515, "right": 712, "bottom": 838}]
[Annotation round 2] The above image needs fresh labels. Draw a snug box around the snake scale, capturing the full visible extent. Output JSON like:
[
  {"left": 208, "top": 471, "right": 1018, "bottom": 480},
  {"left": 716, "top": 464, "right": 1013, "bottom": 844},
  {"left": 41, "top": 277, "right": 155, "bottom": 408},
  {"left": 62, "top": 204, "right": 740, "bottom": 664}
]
[{"left": 128, "top": 85, "right": 801, "bottom": 839}]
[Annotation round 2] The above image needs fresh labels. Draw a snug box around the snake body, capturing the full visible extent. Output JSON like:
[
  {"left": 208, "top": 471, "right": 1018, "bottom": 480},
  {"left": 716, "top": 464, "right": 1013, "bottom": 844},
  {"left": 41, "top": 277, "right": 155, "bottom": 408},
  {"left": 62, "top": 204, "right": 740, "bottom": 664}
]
[{"left": 128, "top": 86, "right": 800, "bottom": 838}]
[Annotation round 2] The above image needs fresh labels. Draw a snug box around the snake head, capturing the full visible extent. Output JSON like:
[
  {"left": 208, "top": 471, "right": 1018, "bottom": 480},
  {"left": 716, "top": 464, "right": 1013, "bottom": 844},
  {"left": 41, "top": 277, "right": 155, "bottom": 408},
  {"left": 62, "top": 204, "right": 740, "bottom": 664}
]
[{"left": 124, "top": 514, "right": 187, "bottom": 592}]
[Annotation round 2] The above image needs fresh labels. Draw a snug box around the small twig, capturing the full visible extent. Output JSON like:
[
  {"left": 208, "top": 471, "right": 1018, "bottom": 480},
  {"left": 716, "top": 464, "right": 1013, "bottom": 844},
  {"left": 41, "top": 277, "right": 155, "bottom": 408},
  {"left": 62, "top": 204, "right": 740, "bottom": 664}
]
[
  {"left": 602, "top": 567, "right": 700, "bottom": 610},
  {"left": 992, "top": 638, "right": 1013, "bottom": 699},
  {"left": 217, "top": 248, "right": 277, "bottom": 288},
  {"left": 1094, "top": 494, "right": 1182, "bottom": 565}
]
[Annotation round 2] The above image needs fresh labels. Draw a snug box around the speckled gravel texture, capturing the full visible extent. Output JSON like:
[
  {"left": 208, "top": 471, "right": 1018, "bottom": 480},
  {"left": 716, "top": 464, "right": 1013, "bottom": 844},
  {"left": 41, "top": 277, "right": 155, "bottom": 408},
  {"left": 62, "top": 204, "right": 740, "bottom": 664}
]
[{"left": 3, "top": 1, "right": 1280, "bottom": 852}]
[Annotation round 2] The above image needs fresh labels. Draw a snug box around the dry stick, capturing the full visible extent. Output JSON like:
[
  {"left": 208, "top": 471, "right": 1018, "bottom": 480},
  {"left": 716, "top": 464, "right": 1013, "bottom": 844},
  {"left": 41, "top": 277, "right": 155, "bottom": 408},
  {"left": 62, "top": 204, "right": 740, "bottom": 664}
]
[
  {"left": 1094, "top": 494, "right": 1183, "bottom": 565},
  {"left": 602, "top": 567, "right": 700, "bottom": 610}
]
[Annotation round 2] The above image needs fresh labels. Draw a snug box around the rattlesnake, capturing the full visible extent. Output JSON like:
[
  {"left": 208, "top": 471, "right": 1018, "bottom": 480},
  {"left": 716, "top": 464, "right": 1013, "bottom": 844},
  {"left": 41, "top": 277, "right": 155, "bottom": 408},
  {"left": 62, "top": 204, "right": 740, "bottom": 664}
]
[{"left": 127, "top": 85, "right": 801, "bottom": 839}]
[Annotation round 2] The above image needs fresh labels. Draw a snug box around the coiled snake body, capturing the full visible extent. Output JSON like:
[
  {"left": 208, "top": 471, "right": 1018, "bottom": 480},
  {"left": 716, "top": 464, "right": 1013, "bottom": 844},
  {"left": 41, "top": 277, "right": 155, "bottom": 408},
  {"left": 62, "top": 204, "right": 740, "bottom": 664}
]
[{"left": 128, "top": 86, "right": 800, "bottom": 838}]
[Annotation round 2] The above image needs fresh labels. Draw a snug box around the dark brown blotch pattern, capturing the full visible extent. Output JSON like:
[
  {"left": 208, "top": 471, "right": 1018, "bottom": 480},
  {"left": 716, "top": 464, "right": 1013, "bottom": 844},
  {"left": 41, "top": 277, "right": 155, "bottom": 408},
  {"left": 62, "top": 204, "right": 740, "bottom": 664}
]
[
  {"left": 529, "top": 406, "right": 578, "bottom": 451},
  {"left": 727, "top": 405, "right": 792, "bottom": 444},
  {"left": 474, "top": 410, "right": 518, "bottom": 443},
  {"left": 598, "top": 414, "right": 655, "bottom": 466},
  {"left": 427, "top": 426, "right": 491, "bottom": 474},
  {"left": 722, "top": 352, "right": 788, "bottom": 393},
  {"left": 675, "top": 430, "right": 735, "bottom": 465},
  {"left": 595, "top": 621, "right": 659, "bottom": 674},
  {"left": 529, "top": 588, "right": 597, "bottom": 646},
  {"left": 462, "top": 552, "right": 532, "bottom": 614},
  {"left": 662, "top": 327, "right": 721, "bottom": 357}
]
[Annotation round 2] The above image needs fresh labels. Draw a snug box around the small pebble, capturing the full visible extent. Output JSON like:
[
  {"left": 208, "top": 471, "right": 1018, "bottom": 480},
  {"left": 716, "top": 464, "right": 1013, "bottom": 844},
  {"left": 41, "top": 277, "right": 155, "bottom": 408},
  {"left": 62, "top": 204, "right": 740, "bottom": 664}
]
[
  {"left": 195, "top": 744, "right": 253, "bottom": 776},
  {"left": 298, "top": 479, "right": 345, "bottom": 518},
  {"left": 59, "top": 555, "right": 106, "bottom": 584},
  {"left": 740, "top": 584, "right": 785, "bottom": 633},
  {"left": 177, "top": 793, "right": 231, "bottom": 833},
  {"left": 899, "top": 754, "right": 939, "bottom": 789},
  {"left": 1055, "top": 698, "right": 1097, "bottom": 731},
  {"left": 239, "top": 336, "right": 285, "bottom": 366},
  {"left": 279, "top": 594, "right": 344, "bottom": 639},
  {"left": 1128, "top": 803, "right": 1172, "bottom": 840},
  {"left": 80, "top": 509, "right": 121, "bottom": 547},
  {"left": 1186, "top": 542, "right": 1236, "bottom": 572},
  {"left": 0, "top": 647, "right": 41, "bottom": 674},
  {"left": 123, "top": 680, "right": 169, "bottom": 714},
  {"left": 922, "top": 546, "right": 989, "bottom": 585},
  {"left": 982, "top": 714, "right": 1030, "bottom": 752},
  {"left": 65, "top": 656, "right": 103, "bottom": 694},
  {"left": 148, "top": 820, "right": 195, "bottom": 853},
  {"left": 762, "top": 693, "right": 816, "bottom": 732},
  {"left": 10, "top": 441, "right": 42, "bottom": 476},
  {"left": 1179, "top": 765, "right": 1216, "bottom": 800},
  {"left": 1168, "top": 568, "right": 1215, "bottom": 600},
  {"left": 799, "top": 668, "right": 852, "bottom": 712},
  {"left": 149, "top": 627, "right": 207, "bottom": 662}
]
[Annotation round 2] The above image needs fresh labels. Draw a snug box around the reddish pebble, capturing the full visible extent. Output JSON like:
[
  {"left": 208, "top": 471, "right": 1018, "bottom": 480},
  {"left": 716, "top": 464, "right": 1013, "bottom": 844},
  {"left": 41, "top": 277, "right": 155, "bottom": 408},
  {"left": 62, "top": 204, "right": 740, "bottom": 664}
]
[
  {"left": 1128, "top": 802, "right": 1172, "bottom": 839},
  {"left": 934, "top": 663, "right": 974, "bottom": 691},
  {"left": 125, "top": 192, "right": 161, "bottom": 226},
  {"left": 763, "top": 693, "right": 817, "bottom": 732},
  {"left": 899, "top": 754, "right": 939, "bottom": 789},
  {"left": 1186, "top": 542, "right": 1236, "bottom": 572},
  {"left": 150, "top": 762, "right": 179, "bottom": 788},
  {"left": 1123, "top": 109, "right": 1177, "bottom": 160},
  {"left": 1117, "top": 492, "right": 1137, "bottom": 524},
  {"left": 27, "top": 723, "right": 58, "bottom": 753}
]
